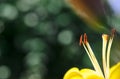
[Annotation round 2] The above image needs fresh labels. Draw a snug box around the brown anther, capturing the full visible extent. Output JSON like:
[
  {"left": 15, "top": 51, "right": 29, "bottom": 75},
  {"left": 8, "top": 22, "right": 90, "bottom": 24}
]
[
  {"left": 84, "top": 33, "right": 88, "bottom": 44},
  {"left": 111, "top": 28, "right": 116, "bottom": 37},
  {"left": 79, "top": 35, "right": 83, "bottom": 46}
]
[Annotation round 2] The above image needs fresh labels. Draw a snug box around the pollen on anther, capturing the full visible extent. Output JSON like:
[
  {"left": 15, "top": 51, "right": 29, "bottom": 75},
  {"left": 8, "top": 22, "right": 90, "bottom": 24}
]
[
  {"left": 102, "top": 34, "right": 109, "bottom": 41},
  {"left": 84, "top": 33, "right": 88, "bottom": 44},
  {"left": 79, "top": 35, "right": 83, "bottom": 45}
]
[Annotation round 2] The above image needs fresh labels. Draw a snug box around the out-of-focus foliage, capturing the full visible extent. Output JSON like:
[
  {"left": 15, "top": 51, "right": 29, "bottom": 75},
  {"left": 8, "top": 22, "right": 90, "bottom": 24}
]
[{"left": 0, "top": 0, "right": 120, "bottom": 79}]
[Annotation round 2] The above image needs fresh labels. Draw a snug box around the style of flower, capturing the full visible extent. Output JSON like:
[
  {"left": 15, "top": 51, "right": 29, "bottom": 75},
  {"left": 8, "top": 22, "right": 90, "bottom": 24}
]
[{"left": 63, "top": 30, "right": 120, "bottom": 79}]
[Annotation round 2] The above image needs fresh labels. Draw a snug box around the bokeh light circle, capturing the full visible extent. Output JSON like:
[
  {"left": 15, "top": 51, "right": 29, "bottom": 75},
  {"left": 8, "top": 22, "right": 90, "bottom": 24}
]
[
  {"left": 0, "top": 65, "right": 11, "bottom": 79},
  {"left": 24, "top": 13, "right": 39, "bottom": 27},
  {"left": 58, "top": 30, "right": 73, "bottom": 45},
  {"left": 0, "top": 4, "right": 18, "bottom": 20}
]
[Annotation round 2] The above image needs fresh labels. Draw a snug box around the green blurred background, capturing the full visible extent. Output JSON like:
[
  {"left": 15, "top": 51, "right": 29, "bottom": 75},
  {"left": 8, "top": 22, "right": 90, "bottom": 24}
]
[{"left": 0, "top": 0, "right": 120, "bottom": 79}]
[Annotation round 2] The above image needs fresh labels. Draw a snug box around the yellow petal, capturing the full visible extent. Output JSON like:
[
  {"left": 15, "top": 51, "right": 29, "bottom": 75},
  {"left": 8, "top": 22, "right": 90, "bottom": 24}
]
[
  {"left": 63, "top": 67, "right": 83, "bottom": 79},
  {"left": 80, "top": 69, "right": 104, "bottom": 79},
  {"left": 110, "top": 62, "right": 120, "bottom": 79}
]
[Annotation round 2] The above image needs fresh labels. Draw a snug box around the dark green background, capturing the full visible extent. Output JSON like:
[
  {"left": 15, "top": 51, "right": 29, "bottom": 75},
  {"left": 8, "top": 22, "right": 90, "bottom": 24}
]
[{"left": 0, "top": 0, "right": 120, "bottom": 79}]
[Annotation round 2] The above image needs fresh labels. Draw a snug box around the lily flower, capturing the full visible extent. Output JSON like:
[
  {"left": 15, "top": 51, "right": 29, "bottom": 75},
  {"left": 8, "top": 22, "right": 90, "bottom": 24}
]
[{"left": 63, "top": 30, "right": 120, "bottom": 79}]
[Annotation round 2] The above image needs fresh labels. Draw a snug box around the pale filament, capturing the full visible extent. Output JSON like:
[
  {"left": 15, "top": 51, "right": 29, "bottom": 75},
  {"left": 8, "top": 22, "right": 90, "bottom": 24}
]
[
  {"left": 102, "top": 34, "right": 108, "bottom": 79},
  {"left": 80, "top": 34, "right": 104, "bottom": 77}
]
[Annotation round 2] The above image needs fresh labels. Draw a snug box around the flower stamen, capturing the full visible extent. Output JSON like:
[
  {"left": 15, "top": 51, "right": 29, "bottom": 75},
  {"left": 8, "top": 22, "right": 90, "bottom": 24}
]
[
  {"left": 106, "top": 29, "right": 115, "bottom": 79},
  {"left": 102, "top": 29, "right": 115, "bottom": 79},
  {"left": 80, "top": 33, "right": 104, "bottom": 77},
  {"left": 80, "top": 30, "right": 115, "bottom": 79},
  {"left": 102, "top": 34, "right": 109, "bottom": 79}
]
